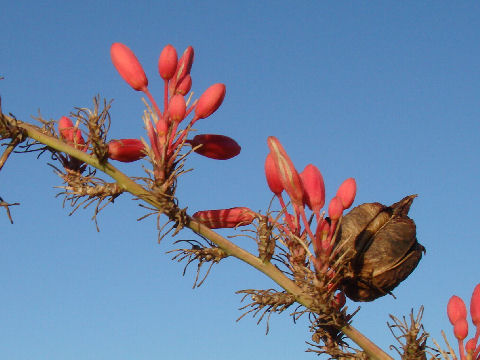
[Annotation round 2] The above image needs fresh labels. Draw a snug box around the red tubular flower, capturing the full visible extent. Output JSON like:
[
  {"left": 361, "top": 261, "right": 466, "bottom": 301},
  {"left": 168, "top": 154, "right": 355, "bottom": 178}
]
[
  {"left": 336, "top": 177, "right": 357, "bottom": 209},
  {"left": 267, "top": 136, "right": 304, "bottom": 207},
  {"left": 265, "top": 153, "right": 284, "bottom": 196},
  {"left": 187, "top": 134, "right": 241, "bottom": 160},
  {"left": 158, "top": 44, "right": 178, "bottom": 81},
  {"left": 328, "top": 196, "right": 344, "bottom": 221},
  {"left": 58, "top": 116, "right": 85, "bottom": 149},
  {"left": 300, "top": 164, "right": 325, "bottom": 214},
  {"left": 168, "top": 94, "right": 186, "bottom": 123},
  {"left": 108, "top": 139, "right": 145, "bottom": 162},
  {"left": 448, "top": 295, "right": 468, "bottom": 325},
  {"left": 175, "top": 74, "right": 192, "bottom": 95},
  {"left": 194, "top": 83, "right": 226, "bottom": 120},
  {"left": 192, "top": 207, "right": 257, "bottom": 229},
  {"left": 470, "top": 284, "right": 480, "bottom": 326},
  {"left": 110, "top": 43, "right": 148, "bottom": 91}
]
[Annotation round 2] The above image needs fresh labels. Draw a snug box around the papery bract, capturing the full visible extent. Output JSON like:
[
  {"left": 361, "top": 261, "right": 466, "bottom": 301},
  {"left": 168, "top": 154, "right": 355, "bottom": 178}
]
[
  {"left": 108, "top": 139, "right": 146, "bottom": 162},
  {"left": 265, "top": 153, "right": 284, "bottom": 196},
  {"left": 110, "top": 43, "right": 148, "bottom": 91},
  {"left": 158, "top": 44, "right": 178, "bottom": 80},
  {"left": 192, "top": 207, "right": 257, "bottom": 229},
  {"left": 195, "top": 83, "right": 226, "bottom": 119},
  {"left": 300, "top": 164, "right": 325, "bottom": 213},
  {"left": 267, "top": 136, "right": 304, "bottom": 207},
  {"left": 448, "top": 295, "right": 468, "bottom": 325},
  {"left": 188, "top": 134, "right": 240, "bottom": 160},
  {"left": 168, "top": 94, "right": 186, "bottom": 123},
  {"left": 336, "top": 177, "right": 357, "bottom": 209}
]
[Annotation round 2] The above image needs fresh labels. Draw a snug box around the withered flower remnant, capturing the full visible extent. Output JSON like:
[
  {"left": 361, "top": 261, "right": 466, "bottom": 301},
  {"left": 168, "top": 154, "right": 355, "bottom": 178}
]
[{"left": 335, "top": 195, "right": 424, "bottom": 302}]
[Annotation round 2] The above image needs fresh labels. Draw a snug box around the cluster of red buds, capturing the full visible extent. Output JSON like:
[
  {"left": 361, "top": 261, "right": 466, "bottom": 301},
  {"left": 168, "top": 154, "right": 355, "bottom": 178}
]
[
  {"left": 447, "top": 284, "right": 480, "bottom": 359},
  {"left": 108, "top": 42, "right": 240, "bottom": 181}
]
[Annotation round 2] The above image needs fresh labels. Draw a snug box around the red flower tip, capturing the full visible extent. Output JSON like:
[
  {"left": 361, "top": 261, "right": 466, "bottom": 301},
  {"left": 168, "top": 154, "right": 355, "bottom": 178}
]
[
  {"left": 300, "top": 164, "right": 325, "bottom": 213},
  {"left": 158, "top": 44, "right": 178, "bottom": 81},
  {"left": 466, "top": 339, "right": 476, "bottom": 354},
  {"left": 188, "top": 134, "right": 241, "bottom": 160},
  {"left": 169, "top": 46, "right": 195, "bottom": 95},
  {"left": 195, "top": 83, "right": 226, "bottom": 119},
  {"left": 328, "top": 197, "right": 344, "bottom": 221},
  {"left": 336, "top": 177, "right": 357, "bottom": 209},
  {"left": 470, "top": 283, "right": 480, "bottom": 326},
  {"left": 168, "top": 94, "right": 186, "bottom": 123},
  {"left": 454, "top": 318, "right": 469, "bottom": 340},
  {"left": 448, "top": 295, "right": 468, "bottom": 325},
  {"left": 58, "top": 116, "right": 85, "bottom": 149},
  {"left": 108, "top": 139, "right": 146, "bottom": 162},
  {"left": 175, "top": 74, "right": 192, "bottom": 95},
  {"left": 110, "top": 43, "right": 148, "bottom": 91},
  {"left": 265, "top": 153, "right": 284, "bottom": 196},
  {"left": 192, "top": 207, "right": 257, "bottom": 229},
  {"left": 332, "top": 291, "right": 346, "bottom": 310},
  {"left": 267, "top": 136, "right": 304, "bottom": 207}
]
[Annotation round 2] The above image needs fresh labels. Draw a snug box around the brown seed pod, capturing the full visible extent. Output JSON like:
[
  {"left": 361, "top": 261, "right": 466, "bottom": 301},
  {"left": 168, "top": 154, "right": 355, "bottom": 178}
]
[{"left": 335, "top": 195, "right": 425, "bottom": 302}]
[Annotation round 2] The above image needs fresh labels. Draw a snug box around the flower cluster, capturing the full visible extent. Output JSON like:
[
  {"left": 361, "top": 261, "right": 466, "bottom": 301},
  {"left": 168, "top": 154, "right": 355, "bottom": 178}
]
[{"left": 447, "top": 284, "right": 480, "bottom": 359}]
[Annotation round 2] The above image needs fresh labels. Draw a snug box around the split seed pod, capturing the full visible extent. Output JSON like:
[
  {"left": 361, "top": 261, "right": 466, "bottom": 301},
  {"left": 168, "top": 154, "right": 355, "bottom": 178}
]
[{"left": 335, "top": 195, "right": 425, "bottom": 301}]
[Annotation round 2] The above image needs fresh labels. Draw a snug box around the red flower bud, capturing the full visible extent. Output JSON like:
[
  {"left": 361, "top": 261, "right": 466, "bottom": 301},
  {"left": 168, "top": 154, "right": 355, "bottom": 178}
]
[
  {"left": 188, "top": 134, "right": 241, "bottom": 160},
  {"left": 175, "top": 46, "right": 194, "bottom": 81},
  {"left": 470, "top": 284, "right": 480, "bottom": 326},
  {"left": 336, "top": 177, "right": 357, "bottom": 209},
  {"left": 110, "top": 43, "right": 148, "bottom": 91},
  {"left": 267, "top": 136, "right": 304, "bottom": 207},
  {"left": 332, "top": 291, "right": 346, "bottom": 310},
  {"left": 328, "top": 197, "right": 344, "bottom": 221},
  {"left": 195, "top": 83, "right": 226, "bottom": 119},
  {"left": 108, "top": 139, "right": 145, "bottom": 162},
  {"left": 454, "top": 318, "right": 469, "bottom": 340},
  {"left": 158, "top": 44, "right": 178, "bottom": 81},
  {"left": 168, "top": 94, "right": 186, "bottom": 123},
  {"left": 448, "top": 295, "right": 468, "bottom": 325},
  {"left": 300, "top": 164, "right": 325, "bottom": 213},
  {"left": 466, "top": 339, "right": 476, "bottom": 354},
  {"left": 58, "top": 116, "right": 85, "bottom": 149},
  {"left": 175, "top": 74, "right": 192, "bottom": 95},
  {"left": 192, "top": 207, "right": 257, "bottom": 229},
  {"left": 265, "top": 153, "right": 284, "bottom": 196}
]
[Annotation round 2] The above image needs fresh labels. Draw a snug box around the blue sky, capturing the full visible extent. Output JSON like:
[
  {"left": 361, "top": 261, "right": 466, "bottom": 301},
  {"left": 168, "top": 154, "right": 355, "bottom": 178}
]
[{"left": 1, "top": 1, "right": 480, "bottom": 359}]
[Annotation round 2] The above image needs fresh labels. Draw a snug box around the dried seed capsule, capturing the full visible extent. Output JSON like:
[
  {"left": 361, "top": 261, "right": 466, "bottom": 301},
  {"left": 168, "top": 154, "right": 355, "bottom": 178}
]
[{"left": 335, "top": 195, "right": 425, "bottom": 301}]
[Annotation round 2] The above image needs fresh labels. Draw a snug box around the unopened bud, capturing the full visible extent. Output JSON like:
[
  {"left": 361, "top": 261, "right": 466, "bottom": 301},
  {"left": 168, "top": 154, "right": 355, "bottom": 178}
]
[
  {"left": 188, "top": 134, "right": 241, "bottom": 160},
  {"left": 168, "top": 95, "right": 186, "bottom": 123},
  {"left": 448, "top": 295, "right": 468, "bottom": 325},
  {"left": 108, "top": 139, "right": 146, "bottom": 162},
  {"left": 192, "top": 207, "right": 257, "bottom": 229},
  {"left": 328, "top": 197, "right": 344, "bottom": 221},
  {"left": 471, "top": 284, "right": 480, "bottom": 326},
  {"left": 195, "top": 83, "right": 226, "bottom": 119},
  {"left": 454, "top": 318, "right": 469, "bottom": 340},
  {"left": 300, "top": 164, "right": 325, "bottom": 213},
  {"left": 336, "top": 177, "right": 357, "bottom": 209},
  {"left": 110, "top": 43, "right": 148, "bottom": 91},
  {"left": 175, "top": 74, "right": 192, "bottom": 95},
  {"left": 158, "top": 44, "right": 178, "bottom": 80},
  {"left": 58, "top": 116, "right": 85, "bottom": 149},
  {"left": 265, "top": 153, "right": 284, "bottom": 196}
]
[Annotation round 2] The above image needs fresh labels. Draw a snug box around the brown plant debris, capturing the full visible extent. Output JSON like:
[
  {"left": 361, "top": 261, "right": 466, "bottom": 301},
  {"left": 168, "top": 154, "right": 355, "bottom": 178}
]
[
  {"left": 0, "top": 196, "right": 20, "bottom": 224},
  {"left": 168, "top": 239, "right": 228, "bottom": 288}
]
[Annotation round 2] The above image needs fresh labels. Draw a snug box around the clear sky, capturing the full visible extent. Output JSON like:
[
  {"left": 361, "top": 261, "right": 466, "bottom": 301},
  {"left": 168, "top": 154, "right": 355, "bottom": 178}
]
[{"left": 1, "top": 1, "right": 480, "bottom": 359}]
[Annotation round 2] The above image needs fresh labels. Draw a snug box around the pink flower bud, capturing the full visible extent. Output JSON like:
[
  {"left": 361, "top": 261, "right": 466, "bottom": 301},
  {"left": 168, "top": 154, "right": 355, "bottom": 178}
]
[
  {"left": 328, "top": 197, "right": 344, "bottom": 221},
  {"left": 108, "top": 139, "right": 145, "bottom": 162},
  {"left": 195, "top": 83, "right": 226, "bottom": 119},
  {"left": 267, "top": 136, "right": 304, "bottom": 207},
  {"left": 300, "top": 164, "right": 325, "bottom": 213},
  {"left": 158, "top": 44, "right": 178, "bottom": 80},
  {"left": 168, "top": 94, "right": 186, "bottom": 123},
  {"left": 265, "top": 153, "right": 284, "bottom": 196},
  {"left": 188, "top": 134, "right": 241, "bottom": 160},
  {"left": 175, "top": 46, "right": 194, "bottom": 81},
  {"left": 336, "top": 177, "right": 357, "bottom": 209},
  {"left": 466, "top": 339, "right": 476, "bottom": 354},
  {"left": 192, "top": 207, "right": 257, "bottom": 229},
  {"left": 332, "top": 291, "right": 346, "bottom": 310},
  {"left": 448, "top": 295, "right": 468, "bottom": 325},
  {"left": 454, "top": 318, "right": 469, "bottom": 340},
  {"left": 175, "top": 74, "right": 192, "bottom": 95},
  {"left": 110, "top": 43, "right": 148, "bottom": 91},
  {"left": 470, "top": 284, "right": 480, "bottom": 326},
  {"left": 58, "top": 116, "right": 85, "bottom": 149}
]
